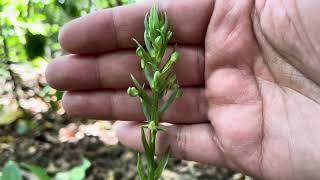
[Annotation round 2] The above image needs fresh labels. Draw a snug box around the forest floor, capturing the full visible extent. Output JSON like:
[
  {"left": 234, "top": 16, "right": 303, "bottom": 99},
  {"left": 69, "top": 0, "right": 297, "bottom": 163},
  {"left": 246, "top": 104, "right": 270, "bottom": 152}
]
[{"left": 0, "top": 117, "right": 250, "bottom": 180}]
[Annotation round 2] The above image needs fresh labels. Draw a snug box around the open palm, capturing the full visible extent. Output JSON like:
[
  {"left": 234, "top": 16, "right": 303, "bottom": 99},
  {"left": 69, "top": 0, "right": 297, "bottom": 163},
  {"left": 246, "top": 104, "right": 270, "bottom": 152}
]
[{"left": 46, "top": 0, "right": 320, "bottom": 179}]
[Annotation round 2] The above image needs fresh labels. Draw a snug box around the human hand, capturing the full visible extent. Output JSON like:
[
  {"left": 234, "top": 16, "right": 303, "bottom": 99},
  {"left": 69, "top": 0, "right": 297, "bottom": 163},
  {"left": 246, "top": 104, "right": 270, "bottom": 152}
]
[{"left": 46, "top": 0, "right": 320, "bottom": 179}]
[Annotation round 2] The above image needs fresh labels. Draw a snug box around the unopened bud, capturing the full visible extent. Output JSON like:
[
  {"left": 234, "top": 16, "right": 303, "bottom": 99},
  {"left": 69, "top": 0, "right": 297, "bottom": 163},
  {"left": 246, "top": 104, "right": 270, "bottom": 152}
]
[
  {"left": 141, "top": 60, "right": 145, "bottom": 69},
  {"left": 127, "top": 87, "right": 139, "bottom": 97},
  {"left": 155, "top": 36, "right": 162, "bottom": 50},
  {"left": 136, "top": 46, "right": 144, "bottom": 58},
  {"left": 152, "top": 71, "right": 161, "bottom": 88},
  {"left": 169, "top": 51, "right": 179, "bottom": 63},
  {"left": 148, "top": 121, "right": 157, "bottom": 131}
]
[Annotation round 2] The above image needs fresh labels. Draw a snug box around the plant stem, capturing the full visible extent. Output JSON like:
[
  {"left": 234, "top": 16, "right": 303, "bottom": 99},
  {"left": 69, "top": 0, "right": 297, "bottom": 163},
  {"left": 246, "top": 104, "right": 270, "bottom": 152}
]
[
  {"left": 148, "top": 129, "right": 156, "bottom": 180},
  {"left": 128, "top": 6, "right": 181, "bottom": 180},
  {"left": 148, "top": 87, "right": 158, "bottom": 180}
]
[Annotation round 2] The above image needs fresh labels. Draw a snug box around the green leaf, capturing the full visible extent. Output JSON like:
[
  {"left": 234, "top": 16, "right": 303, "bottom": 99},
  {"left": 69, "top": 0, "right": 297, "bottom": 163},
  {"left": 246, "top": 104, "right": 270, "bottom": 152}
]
[
  {"left": 159, "top": 86, "right": 180, "bottom": 114},
  {"left": 22, "top": 163, "right": 52, "bottom": 180},
  {"left": 55, "top": 158, "right": 91, "bottom": 180},
  {"left": 159, "top": 72, "right": 176, "bottom": 96},
  {"left": 142, "top": 64, "right": 153, "bottom": 87},
  {"left": 140, "top": 98, "right": 151, "bottom": 122},
  {"left": 158, "top": 31, "right": 167, "bottom": 59},
  {"left": 144, "top": 31, "right": 154, "bottom": 57},
  {"left": 130, "top": 74, "right": 150, "bottom": 103},
  {"left": 137, "top": 153, "right": 146, "bottom": 180},
  {"left": 1, "top": 161, "right": 22, "bottom": 180},
  {"left": 161, "top": 50, "right": 179, "bottom": 74},
  {"left": 154, "top": 148, "right": 170, "bottom": 180},
  {"left": 150, "top": 6, "right": 159, "bottom": 30},
  {"left": 140, "top": 127, "right": 151, "bottom": 159}
]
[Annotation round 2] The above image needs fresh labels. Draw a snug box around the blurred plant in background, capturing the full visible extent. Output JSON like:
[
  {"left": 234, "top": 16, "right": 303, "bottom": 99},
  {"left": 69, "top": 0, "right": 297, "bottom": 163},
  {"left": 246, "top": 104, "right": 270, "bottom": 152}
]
[{"left": 0, "top": 0, "right": 127, "bottom": 131}]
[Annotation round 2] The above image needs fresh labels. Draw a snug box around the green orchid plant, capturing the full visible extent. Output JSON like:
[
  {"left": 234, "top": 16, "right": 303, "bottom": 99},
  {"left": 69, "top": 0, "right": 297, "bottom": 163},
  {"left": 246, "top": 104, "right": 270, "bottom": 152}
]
[{"left": 127, "top": 6, "right": 182, "bottom": 180}]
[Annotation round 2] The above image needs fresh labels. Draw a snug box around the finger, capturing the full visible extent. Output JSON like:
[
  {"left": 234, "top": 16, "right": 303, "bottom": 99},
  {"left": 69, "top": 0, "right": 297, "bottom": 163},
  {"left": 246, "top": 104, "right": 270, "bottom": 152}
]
[
  {"left": 115, "top": 121, "right": 226, "bottom": 166},
  {"left": 59, "top": 0, "right": 213, "bottom": 54},
  {"left": 46, "top": 46, "right": 205, "bottom": 90},
  {"left": 62, "top": 88, "right": 207, "bottom": 124}
]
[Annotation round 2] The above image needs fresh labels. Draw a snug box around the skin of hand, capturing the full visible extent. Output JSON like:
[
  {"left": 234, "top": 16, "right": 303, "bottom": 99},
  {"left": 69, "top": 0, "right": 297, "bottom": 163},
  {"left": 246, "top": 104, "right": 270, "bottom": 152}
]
[{"left": 45, "top": 0, "right": 320, "bottom": 179}]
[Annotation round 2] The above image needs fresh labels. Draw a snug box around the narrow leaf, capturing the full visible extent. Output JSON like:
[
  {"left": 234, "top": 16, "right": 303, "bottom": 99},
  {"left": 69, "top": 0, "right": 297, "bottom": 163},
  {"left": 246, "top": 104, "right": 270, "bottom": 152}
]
[
  {"left": 140, "top": 127, "right": 151, "bottom": 158},
  {"left": 22, "top": 163, "right": 52, "bottom": 180},
  {"left": 141, "top": 98, "right": 151, "bottom": 122},
  {"left": 154, "top": 148, "right": 170, "bottom": 180},
  {"left": 159, "top": 87, "right": 179, "bottom": 114},
  {"left": 161, "top": 49, "right": 179, "bottom": 74},
  {"left": 137, "top": 153, "right": 146, "bottom": 180},
  {"left": 157, "top": 127, "right": 166, "bottom": 132},
  {"left": 158, "top": 30, "right": 167, "bottom": 59},
  {"left": 130, "top": 74, "right": 150, "bottom": 103},
  {"left": 159, "top": 11, "right": 165, "bottom": 26},
  {"left": 150, "top": 6, "right": 159, "bottom": 30},
  {"left": 144, "top": 31, "right": 154, "bottom": 57},
  {"left": 143, "top": 64, "right": 153, "bottom": 86},
  {"left": 159, "top": 72, "right": 176, "bottom": 95}
]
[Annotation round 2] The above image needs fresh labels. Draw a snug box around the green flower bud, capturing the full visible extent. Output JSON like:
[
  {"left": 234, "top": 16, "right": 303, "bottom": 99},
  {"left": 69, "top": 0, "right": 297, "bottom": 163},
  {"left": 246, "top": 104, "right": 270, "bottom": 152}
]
[
  {"left": 140, "top": 60, "right": 145, "bottom": 69},
  {"left": 152, "top": 71, "right": 161, "bottom": 88},
  {"left": 169, "top": 51, "right": 179, "bottom": 63},
  {"left": 136, "top": 46, "right": 144, "bottom": 58},
  {"left": 148, "top": 121, "right": 157, "bottom": 131},
  {"left": 155, "top": 36, "right": 162, "bottom": 50},
  {"left": 154, "top": 71, "right": 161, "bottom": 82},
  {"left": 127, "top": 87, "right": 139, "bottom": 97}
]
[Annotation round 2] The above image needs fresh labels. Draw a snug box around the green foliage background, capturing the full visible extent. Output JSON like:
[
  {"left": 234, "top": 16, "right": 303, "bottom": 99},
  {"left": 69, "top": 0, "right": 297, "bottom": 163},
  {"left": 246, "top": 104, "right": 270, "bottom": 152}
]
[{"left": 0, "top": 0, "right": 127, "bottom": 128}]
